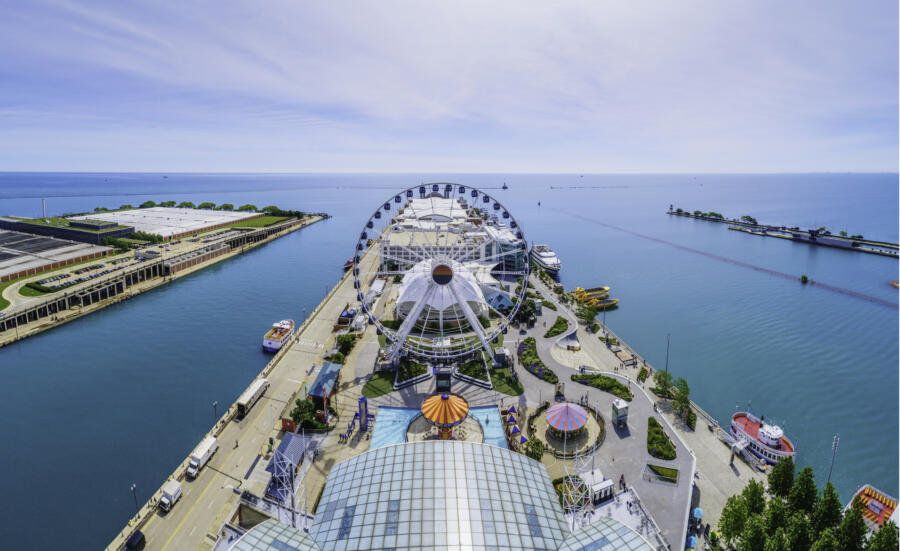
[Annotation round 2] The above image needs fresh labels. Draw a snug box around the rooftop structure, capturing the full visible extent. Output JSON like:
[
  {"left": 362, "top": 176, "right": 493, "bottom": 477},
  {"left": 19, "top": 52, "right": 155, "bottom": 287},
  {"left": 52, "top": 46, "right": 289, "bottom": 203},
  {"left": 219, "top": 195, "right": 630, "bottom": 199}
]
[
  {"left": 0, "top": 229, "right": 111, "bottom": 282},
  {"left": 69, "top": 207, "right": 262, "bottom": 238},
  {"left": 230, "top": 440, "right": 655, "bottom": 551}
]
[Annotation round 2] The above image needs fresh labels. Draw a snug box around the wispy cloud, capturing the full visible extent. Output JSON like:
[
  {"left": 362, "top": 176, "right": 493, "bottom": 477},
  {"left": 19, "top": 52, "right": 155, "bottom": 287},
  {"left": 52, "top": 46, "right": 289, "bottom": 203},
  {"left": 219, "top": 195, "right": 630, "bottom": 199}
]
[{"left": 0, "top": 0, "right": 895, "bottom": 172}]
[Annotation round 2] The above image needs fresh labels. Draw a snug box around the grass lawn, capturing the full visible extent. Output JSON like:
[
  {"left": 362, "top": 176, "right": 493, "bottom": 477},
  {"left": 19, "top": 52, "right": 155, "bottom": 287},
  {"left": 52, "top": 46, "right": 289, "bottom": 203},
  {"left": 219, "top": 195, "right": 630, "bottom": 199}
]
[
  {"left": 0, "top": 253, "right": 129, "bottom": 310},
  {"left": 489, "top": 365, "right": 524, "bottom": 396},
  {"left": 227, "top": 215, "right": 290, "bottom": 228},
  {"left": 362, "top": 371, "right": 395, "bottom": 398},
  {"left": 648, "top": 464, "right": 679, "bottom": 483},
  {"left": 647, "top": 417, "right": 677, "bottom": 460},
  {"left": 378, "top": 333, "right": 386, "bottom": 348},
  {"left": 19, "top": 285, "right": 50, "bottom": 297}
]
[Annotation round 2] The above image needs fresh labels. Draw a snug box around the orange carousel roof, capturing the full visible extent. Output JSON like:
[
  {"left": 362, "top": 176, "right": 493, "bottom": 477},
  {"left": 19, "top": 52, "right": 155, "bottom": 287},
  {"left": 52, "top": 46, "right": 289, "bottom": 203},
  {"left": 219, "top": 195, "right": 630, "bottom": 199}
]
[{"left": 421, "top": 393, "right": 469, "bottom": 428}]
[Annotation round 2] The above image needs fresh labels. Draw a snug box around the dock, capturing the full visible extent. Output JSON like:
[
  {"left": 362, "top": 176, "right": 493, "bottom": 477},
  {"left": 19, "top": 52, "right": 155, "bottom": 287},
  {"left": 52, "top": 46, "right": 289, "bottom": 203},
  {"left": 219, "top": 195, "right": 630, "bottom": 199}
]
[{"left": 0, "top": 216, "right": 325, "bottom": 348}]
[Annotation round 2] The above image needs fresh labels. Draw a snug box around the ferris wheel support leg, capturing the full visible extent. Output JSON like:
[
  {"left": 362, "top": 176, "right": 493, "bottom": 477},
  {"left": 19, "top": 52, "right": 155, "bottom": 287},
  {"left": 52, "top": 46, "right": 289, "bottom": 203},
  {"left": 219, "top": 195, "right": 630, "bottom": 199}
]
[
  {"left": 447, "top": 280, "right": 494, "bottom": 357},
  {"left": 388, "top": 282, "right": 437, "bottom": 364}
]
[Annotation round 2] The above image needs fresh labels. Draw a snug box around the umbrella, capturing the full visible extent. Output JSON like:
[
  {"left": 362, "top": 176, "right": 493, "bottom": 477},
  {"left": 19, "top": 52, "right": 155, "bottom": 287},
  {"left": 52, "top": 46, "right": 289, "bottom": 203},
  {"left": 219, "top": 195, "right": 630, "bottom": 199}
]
[
  {"left": 519, "top": 435, "right": 528, "bottom": 444},
  {"left": 511, "top": 425, "right": 521, "bottom": 435},
  {"left": 686, "top": 535, "right": 698, "bottom": 549},
  {"left": 507, "top": 405, "right": 517, "bottom": 413},
  {"left": 693, "top": 507, "right": 704, "bottom": 519},
  {"left": 546, "top": 402, "right": 589, "bottom": 432},
  {"left": 506, "top": 414, "right": 517, "bottom": 424}
]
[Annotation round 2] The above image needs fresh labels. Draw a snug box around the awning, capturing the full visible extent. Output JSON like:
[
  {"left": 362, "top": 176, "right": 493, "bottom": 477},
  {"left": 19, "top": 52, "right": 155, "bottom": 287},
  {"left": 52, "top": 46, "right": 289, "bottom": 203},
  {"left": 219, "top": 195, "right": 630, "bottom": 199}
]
[{"left": 546, "top": 402, "right": 588, "bottom": 432}]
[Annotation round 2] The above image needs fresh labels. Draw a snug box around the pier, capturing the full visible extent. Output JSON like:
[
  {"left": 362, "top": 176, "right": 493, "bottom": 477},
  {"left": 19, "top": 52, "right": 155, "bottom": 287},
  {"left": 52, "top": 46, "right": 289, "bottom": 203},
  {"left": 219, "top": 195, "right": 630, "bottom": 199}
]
[{"left": 0, "top": 216, "right": 324, "bottom": 348}]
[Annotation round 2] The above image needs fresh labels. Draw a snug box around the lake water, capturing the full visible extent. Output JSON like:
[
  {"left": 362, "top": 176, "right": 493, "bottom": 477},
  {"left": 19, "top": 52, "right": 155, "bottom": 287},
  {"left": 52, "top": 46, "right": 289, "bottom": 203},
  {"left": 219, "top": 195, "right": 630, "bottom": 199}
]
[{"left": 0, "top": 172, "right": 896, "bottom": 549}]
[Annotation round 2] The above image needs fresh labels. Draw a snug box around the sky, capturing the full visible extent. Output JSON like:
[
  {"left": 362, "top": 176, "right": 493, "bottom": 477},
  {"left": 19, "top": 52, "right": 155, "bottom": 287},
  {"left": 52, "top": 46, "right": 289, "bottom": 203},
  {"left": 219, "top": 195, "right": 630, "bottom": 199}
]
[{"left": 0, "top": 0, "right": 897, "bottom": 173}]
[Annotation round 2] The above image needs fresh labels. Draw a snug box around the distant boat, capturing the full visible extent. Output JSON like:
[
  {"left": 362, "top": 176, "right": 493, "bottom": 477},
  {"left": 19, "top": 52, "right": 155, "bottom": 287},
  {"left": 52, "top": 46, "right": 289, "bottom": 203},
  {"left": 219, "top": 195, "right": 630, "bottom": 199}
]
[
  {"left": 343, "top": 258, "right": 354, "bottom": 271},
  {"left": 262, "top": 319, "right": 295, "bottom": 353},
  {"left": 163, "top": 175, "right": 168, "bottom": 179},
  {"left": 502, "top": 182, "right": 508, "bottom": 190}
]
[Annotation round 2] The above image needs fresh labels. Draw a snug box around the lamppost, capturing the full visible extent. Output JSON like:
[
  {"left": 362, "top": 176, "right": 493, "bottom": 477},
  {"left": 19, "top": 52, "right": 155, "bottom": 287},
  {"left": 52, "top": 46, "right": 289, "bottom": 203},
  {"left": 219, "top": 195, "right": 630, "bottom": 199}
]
[
  {"left": 130, "top": 483, "right": 139, "bottom": 513},
  {"left": 213, "top": 400, "right": 218, "bottom": 424},
  {"left": 664, "top": 333, "right": 670, "bottom": 375}
]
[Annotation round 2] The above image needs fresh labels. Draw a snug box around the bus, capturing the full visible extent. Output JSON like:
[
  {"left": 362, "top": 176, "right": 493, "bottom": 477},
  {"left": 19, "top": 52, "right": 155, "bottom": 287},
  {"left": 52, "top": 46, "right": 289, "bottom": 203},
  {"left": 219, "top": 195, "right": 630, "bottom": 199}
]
[{"left": 236, "top": 378, "right": 269, "bottom": 419}]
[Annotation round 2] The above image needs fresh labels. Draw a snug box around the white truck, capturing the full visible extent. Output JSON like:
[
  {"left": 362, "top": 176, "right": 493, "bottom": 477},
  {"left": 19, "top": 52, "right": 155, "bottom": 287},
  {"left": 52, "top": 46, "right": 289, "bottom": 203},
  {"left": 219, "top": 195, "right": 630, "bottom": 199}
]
[
  {"left": 159, "top": 480, "right": 182, "bottom": 512},
  {"left": 186, "top": 435, "right": 219, "bottom": 479}
]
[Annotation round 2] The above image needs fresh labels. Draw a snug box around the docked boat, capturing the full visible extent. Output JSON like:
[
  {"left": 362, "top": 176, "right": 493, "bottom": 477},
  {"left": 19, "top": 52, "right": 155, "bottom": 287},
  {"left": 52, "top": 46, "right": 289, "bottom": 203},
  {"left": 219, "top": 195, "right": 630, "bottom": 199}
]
[
  {"left": 502, "top": 182, "right": 509, "bottom": 189},
  {"left": 846, "top": 484, "right": 898, "bottom": 534},
  {"left": 531, "top": 245, "right": 561, "bottom": 274},
  {"left": 262, "top": 319, "right": 295, "bottom": 353},
  {"left": 730, "top": 412, "right": 795, "bottom": 465},
  {"left": 343, "top": 258, "right": 354, "bottom": 271}
]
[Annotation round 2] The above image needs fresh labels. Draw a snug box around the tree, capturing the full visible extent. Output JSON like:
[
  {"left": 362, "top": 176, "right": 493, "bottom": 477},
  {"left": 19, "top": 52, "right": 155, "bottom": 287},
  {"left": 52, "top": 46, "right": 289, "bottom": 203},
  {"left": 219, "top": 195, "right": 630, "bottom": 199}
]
[
  {"left": 94, "top": 206, "right": 109, "bottom": 212},
  {"left": 675, "top": 207, "right": 684, "bottom": 213},
  {"left": 516, "top": 299, "right": 538, "bottom": 323},
  {"left": 119, "top": 204, "right": 133, "bottom": 210},
  {"left": 719, "top": 494, "right": 749, "bottom": 545},
  {"left": 787, "top": 512, "right": 813, "bottom": 551},
  {"left": 237, "top": 204, "right": 258, "bottom": 212},
  {"left": 198, "top": 202, "right": 216, "bottom": 209},
  {"left": 139, "top": 200, "right": 156, "bottom": 208},
  {"left": 768, "top": 456, "right": 795, "bottom": 498},
  {"left": 742, "top": 478, "right": 766, "bottom": 516},
  {"left": 216, "top": 203, "right": 234, "bottom": 211},
  {"left": 764, "top": 527, "right": 790, "bottom": 551},
  {"left": 810, "top": 528, "right": 839, "bottom": 551},
  {"left": 813, "top": 482, "right": 843, "bottom": 535},
  {"left": 177, "top": 201, "right": 195, "bottom": 208},
  {"left": 839, "top": 230, "right": 848, "bottom": 237},
  {"left": 765, "top": 495, "right": 789, "bottom": 535},
  {"left": 866, "top": 520, "right": 899, "bottom": 551},
  {"left": 261, "top": 205, "right": 280, "bottom": 213},
  {"left": 523, "top": 438, "right": 543, "bottom": 460},
  {"left": 335, "top": 333, "right": 358, "bottom": 355},
  {"left": 653, "top": 370, "right": 673, "bottom": 398},
  {"left": 739, "top": 514, "right": 767, "bottom": 551},
  {"left": 789, "top": 466, "right": 818, "bottom": 515},
  {"left": 693, "top": 210, "right": 702, "bottom": 216},
  {"left": 838, "top": 504, "right": 867, "bottom": 551},
  {"left": 741, "top": 215, "right": 759, "bottom": 225},
  {"left": 159, "top": 200, "right": 176, "bottom": 207},
  {"left": 672, "top": 377, "right": 691, "bottom": 418},
  {"left": 576, "top": 304, "right": 598, "bottom": 325}
]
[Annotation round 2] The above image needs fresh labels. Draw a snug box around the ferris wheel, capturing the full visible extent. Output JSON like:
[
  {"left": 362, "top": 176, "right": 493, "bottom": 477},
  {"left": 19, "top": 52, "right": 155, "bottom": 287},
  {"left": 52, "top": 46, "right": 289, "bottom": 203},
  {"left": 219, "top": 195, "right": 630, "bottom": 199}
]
[{"left": 351, "top": 183, "right": 529, "bottom": 363}]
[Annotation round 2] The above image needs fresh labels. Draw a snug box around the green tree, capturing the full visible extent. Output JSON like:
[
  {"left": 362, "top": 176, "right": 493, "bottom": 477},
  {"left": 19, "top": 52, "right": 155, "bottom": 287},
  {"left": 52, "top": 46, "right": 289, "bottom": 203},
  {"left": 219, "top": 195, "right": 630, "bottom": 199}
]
[
  {"left": 764, "top": 527, "right": 790, "bottom": 551},
  {"left": 741, "top": 215, "right": 759, "bottom": 225},
  {"left": 672, "top": 377, "right": 691, "bottom": 418},
  {"left": 768, "top": 456, "right": 795, "bottom": 498},
  {"left": 177, "top": 201, "right": 195, "bottom": 208},
  {"left": 139, "top": 200, "right": 156, "bottom": 208},
  {"left": 237, "top": 204, "right": 258, "bottom": 212},
  {"left": 719, "top": 494, "right": 749, "bottom": 545},
  {"left": 692, "top": 210, "right": 701, "bottom": 216},
  {"left": 810, "top": 528, "right": 839, "bottom": 551},
  {"left": 765, "top": 496, "right": 789, "bottom": 535},
  {"left": 119, "top": 204, "right": 133, "bottom": 209},
  {"left": 576, "top": 304, "right": 598, "bottom": 325},
  {"left": 787, "top": 512, "right": 813, "bottom": 551},
  {"left": 675, "top": 207, "right": 683, "bottom": 213},
  {"left": 159, "top": 200, "right": 176, "bottom": 207},
  {"left": 813, "top": 482, "right": 843, "bottom": 535},
  {"left": 94, "top": 206, "right": 109, "bottom": 212},
  {"left": 198, "top": 202, "right": 216, "bottom": 209},
  {"left": 261, "top": 205, "right": 280, "bottom": 213},
  {"left": 866, "top": 520, "right": 899, "bottom": 551},
  {"left": 789, "top": 466, "right": 818, "bottom": 515},
  {"left": 839, "top": 230, "right": 848, "bottom": 237},
  {"left": 516, "top": 299, "right": 538, "bottom": 323},
  {"left": 739, "top": 514, "right": 767, "bottom": 551},
  {"left": 335, "top": 333, "right": 358, "bottom": 355},
  {"left": 523, "top": 438, "right": 543, "bottom": 460},
  {"left": 653, "top": 370, "right": 673, "bottom": 397},
  {"left": 742, "top": 478, "right": 766, "bottom": 516},
  {"left": 838, "top": 504, "right": 867, "bottom": 551},
  {"left": 216, "top": 203, "right": 234, "bottom": 211}
]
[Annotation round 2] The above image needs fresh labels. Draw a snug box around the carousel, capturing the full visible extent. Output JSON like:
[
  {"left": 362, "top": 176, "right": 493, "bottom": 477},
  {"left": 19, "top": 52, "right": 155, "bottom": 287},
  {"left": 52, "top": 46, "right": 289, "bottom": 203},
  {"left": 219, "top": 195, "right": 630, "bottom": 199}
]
[
  {"left": 420, "top": 392, "right": 471, "bottom": 440},
  {"left": 546, "top": 402, "right": 589, "bottom": 439}
]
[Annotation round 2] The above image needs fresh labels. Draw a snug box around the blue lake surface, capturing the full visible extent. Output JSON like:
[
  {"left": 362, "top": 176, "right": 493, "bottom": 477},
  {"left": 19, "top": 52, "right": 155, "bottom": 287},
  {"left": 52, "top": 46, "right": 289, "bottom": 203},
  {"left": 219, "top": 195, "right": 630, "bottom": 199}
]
[{"left": 0, "top": 172, "right": 896, "bottom": 549}]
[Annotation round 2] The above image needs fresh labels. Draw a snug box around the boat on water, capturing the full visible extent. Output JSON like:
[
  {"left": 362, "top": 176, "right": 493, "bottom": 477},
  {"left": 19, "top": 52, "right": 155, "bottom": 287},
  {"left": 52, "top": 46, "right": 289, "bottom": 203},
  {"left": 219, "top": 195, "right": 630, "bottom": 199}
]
[
  {"left": 343, "top": 258, "right": 354, "bottom": 271},
  {"left": 846, "top": 484, "right": 898, "bottom": 534},
  {"left": 262, "top": 319, "right": 295, "bottom": 353},
  {"left": 531, "top": 245, "right": 561, "bottom": 275},
  {"left": 502, "top": 182, "right": 509, "bottom": 189},
  {"left": 730, "top": 412, "right": 795, "bottom": 465}
]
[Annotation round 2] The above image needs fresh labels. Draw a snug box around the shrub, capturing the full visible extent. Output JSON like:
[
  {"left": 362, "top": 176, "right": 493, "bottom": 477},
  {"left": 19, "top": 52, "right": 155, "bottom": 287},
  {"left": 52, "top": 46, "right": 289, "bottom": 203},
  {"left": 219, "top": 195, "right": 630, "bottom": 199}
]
[
  {"left": 524, "top": 438, "right": 544, "bottom": 460},
  {"left": 637, "top": 367, "right": 648, "bottom": 382},
  {"left": 801, "top": 275, "right": 809, "bottom": 284},
  {"left": 335, "top": 333, "right": 358, "bottom": 355},
  {"left": 544, "top": 316, "right": 569, "bottom": 338},
  {"left": 326, "top": 352, "right": 345, "bottom": 364},
  {"left": 686, "top": 409, "right": 697, "bottom": 430},
  {"left": 647, "top": 417, "right": 676, "bottom": 460},
  {"left": 571, "top": 373, "right": 632, "bottom": 401},
  {"left": 290, "top": 398, "right": 328, "bottom": 430},
  {"left": 139, "top": 200, "right": 156, "bottom": 208},
  {"left": 517, "top": 337, "right": 558, "bottom": 384},
  {"left": 542, "top": 300, "right": 557, "bottom": 311}
]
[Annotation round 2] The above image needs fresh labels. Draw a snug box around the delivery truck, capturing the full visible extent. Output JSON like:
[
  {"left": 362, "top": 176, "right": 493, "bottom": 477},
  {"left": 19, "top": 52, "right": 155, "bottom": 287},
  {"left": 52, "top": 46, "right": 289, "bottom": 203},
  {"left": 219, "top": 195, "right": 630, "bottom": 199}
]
[
  {"left": 159, "top": 480, "right": 182, "bottom": 512},
  {"left": 186, "top": 435, "right": 219, "bottom": 479}
]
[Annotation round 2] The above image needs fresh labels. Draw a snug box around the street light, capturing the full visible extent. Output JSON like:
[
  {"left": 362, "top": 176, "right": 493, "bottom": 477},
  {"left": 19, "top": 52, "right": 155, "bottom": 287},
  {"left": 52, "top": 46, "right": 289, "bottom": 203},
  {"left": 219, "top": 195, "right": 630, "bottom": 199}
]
[
  {"left": 827, "top": 434, "right": 840, "bottom": 484},
  {"left": 130, "top": 483, "right": 139, "bottom": 513},
  {"left": 213, "top": 400, "right": 218, "bottom": 424}
]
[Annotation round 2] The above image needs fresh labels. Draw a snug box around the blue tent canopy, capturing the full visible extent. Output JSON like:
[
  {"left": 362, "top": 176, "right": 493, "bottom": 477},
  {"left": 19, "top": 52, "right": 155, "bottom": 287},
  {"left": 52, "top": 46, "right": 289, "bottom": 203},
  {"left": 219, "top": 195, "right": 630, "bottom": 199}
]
[{"left": 309, "top": 362, "right": 342, "bottom": 399}]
